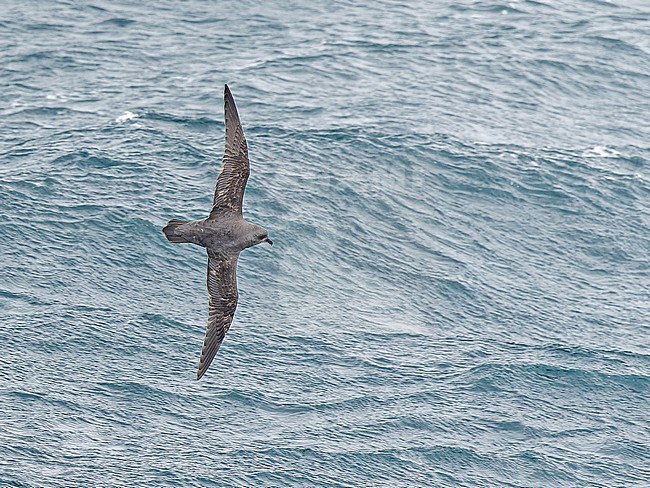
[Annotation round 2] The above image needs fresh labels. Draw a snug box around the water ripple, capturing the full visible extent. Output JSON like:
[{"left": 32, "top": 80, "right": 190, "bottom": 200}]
[{"left": 1, "top": 0, "right": 649, "bottom": 486}]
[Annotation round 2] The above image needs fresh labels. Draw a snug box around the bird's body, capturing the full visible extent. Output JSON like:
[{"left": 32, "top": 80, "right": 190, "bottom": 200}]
[
  {"left": 163, "top": 217, "right": 266, "bottom": 252},
  {"left": 162, "top": 85, "right": 272, "bottom": 380}
]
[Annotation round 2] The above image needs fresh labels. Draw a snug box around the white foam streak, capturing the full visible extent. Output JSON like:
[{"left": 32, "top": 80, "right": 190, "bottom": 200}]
[{"left": 115, "top": 111, "right": 140, "bottom": 123}]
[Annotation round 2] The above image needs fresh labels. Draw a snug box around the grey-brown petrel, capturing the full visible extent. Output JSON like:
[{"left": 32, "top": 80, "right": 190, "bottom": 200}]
[{"left": 163, "top": 85, "right": 273, "bottom": 380}]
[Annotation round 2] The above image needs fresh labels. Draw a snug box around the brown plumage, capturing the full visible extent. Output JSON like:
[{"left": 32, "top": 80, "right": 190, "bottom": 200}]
[
  {"left": 198, "top": 251, "right": 239, "bottom": 380},
  {"left": 211, "top": 85, "right": 250, "bottom": 217},
  {"left": 162, "top": 85, "right": 273, "bottom": 380}
]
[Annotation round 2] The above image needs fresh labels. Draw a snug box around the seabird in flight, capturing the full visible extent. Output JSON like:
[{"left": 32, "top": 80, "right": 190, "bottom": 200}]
[{"left": 163, "top": 84, "right": 273, "bottom": 380}]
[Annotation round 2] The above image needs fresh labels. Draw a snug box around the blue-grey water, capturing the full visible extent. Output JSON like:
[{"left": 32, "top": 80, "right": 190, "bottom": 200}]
[{"left": 1, "top": 1, "right": 649, "bottom": 486}]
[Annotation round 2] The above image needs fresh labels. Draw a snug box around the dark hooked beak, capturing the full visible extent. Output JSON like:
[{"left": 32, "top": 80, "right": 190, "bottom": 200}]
[{"left": 265, "top": 238, "right": 273, "bottom": 246}]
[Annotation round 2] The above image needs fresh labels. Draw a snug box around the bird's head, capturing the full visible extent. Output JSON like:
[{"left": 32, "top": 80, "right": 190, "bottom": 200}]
[
  {"left": 256, "top": 230, "right": 273, "bottom": 246},
  {"left": 246, "top": 224, "right": 273, "bottom": 248}
]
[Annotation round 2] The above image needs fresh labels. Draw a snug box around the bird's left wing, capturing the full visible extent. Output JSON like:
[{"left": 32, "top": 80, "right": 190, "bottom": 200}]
[
  {"left": 196, "top": 250, "right": 240, "bottom": 380},
  {"left": 209, "top": 84, "right": 250, "bottom": 218}
]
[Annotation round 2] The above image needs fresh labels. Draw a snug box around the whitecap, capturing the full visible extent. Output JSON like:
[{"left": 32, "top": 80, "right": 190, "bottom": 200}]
[
  {"left": 115, "top": 111, "right": 140, "bottom": 123},
  {"left": 582, "top": 145, "right": 620, "bottom": 158},
  {"left": 46, "top": 93, "right": 68, "bottom": 102}
]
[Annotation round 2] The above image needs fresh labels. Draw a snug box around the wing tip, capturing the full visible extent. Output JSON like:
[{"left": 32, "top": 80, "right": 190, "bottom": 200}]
[
  {"left": 223, "top": 84, "right": 239, "bottom": 121},
  {"left": 196, "top": 358, "right": 208, "bottom": 380},
  {"left": 224, "top": 84, "right": 234, "bottom": 101}
]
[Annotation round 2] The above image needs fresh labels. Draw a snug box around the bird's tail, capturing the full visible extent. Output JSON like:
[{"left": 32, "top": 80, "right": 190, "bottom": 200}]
[{"left": 162, "top": 219, "right": 191, "bottom": 243}]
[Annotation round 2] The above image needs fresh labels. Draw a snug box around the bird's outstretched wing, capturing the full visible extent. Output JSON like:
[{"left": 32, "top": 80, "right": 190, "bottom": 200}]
[
  {"left": 196, "top": 250, "right": 240, "bottom": 380},
  {"left": 209, "top": 84, "right": 250, "bottom": 218}
]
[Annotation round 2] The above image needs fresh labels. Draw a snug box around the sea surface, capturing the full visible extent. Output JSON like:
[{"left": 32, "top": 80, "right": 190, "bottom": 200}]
[{"left": 1, "top": 1, "right": 649, "bottom": 486}]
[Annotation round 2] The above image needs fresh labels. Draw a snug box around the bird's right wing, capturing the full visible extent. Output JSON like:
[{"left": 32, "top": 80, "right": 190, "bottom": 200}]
[{"left": 196, "top": 250, "right": 240, "bottom": 380}]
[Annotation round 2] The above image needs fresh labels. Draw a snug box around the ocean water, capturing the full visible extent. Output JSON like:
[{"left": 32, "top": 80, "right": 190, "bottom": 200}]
[{"left": 1, "top": 0, "right": 649, "bottom": 486}]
